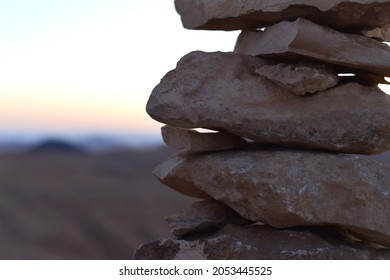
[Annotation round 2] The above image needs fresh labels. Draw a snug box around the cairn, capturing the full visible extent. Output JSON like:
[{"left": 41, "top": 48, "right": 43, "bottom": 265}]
[{"left": 135, "top": 0, "right": 390, "bottom": 259}]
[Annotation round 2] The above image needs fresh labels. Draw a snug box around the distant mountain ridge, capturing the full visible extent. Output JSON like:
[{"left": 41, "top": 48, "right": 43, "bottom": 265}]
[
  {"left": 29, "top": 139, "right": 84, "bottom": 153},
  {"left": 0, "top": 133, "right": 163, "bottom": 154},
  {"left": 1, "top": 133, "right": 390, "bottom": 166}
]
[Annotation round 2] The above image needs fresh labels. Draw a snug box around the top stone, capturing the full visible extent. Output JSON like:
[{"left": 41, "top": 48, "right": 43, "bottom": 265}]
[{"left": 175, "top": 0, "right": 390, "bottom": 31}]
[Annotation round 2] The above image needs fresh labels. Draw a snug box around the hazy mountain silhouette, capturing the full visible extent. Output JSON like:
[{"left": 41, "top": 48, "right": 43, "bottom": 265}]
[
  {"left": 29, "top": 139, "right": 84, "bottom": 154},
  {"left": 0, "top": 133, "right": 163, "bottom": 154}
]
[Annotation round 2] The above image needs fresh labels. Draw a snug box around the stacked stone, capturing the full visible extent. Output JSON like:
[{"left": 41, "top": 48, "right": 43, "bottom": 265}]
[{"left": 135, "top": 0, "right": 390, "bottom": 260}]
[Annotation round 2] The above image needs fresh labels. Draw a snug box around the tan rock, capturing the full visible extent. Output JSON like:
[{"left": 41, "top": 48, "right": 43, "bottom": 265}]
[
  {"left": 255, "top": 62, "right": 339, "bottom": 95},
  {"left": 165, "top": 199, "right": 250, "bottom": 238},
  {"left": 153, "top": 156, "right": 210, "bottom": 199},
  {"left": 155, "top": 149, "right": 390, "bottom": 248},
  {"left": 161, "top": 125, "right": 248, "bottom": 156},
  {"left": 174, "top": 0, "right": 390, "bottom": 31},
  {"left": 363, "top": 24, "right": 390, "bottom": 41},
  {"left": 134, "top": 224, "right": 390, "bottom": 260},
  {"left": 234, "top": 18, "right": 390, "bottom": 77},
  {"left": 147, "top": 51, "right": 390, "bottom": 154}
]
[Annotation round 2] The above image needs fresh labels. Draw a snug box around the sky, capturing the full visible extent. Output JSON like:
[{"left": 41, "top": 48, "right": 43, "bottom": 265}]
[
  {"left": 0, "top": 0, "right": 238, "bottom": 138},
  {"left": 0, "top": 0, "right": 389, "bottom": 139}
]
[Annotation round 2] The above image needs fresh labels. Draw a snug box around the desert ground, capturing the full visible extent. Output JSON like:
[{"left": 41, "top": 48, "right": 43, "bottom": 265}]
[
  {"left": 0, "top": 145, "right": 388, "bottom": 259},
  {"left": 0, "top": 146, "right": 193, "bottom": 259}
]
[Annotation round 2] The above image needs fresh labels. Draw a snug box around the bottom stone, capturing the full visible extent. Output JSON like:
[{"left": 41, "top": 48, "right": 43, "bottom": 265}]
[{"left": 134, "top": 225, "right": 390, "bottom": 260}]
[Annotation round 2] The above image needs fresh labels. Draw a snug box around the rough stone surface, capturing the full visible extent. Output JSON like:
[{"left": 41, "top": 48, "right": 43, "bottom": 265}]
[
  {"left": 154, "top": 149, "right": 390, "bottom": 248},
  {"left": 255, "top": 62, "right": 339, "bottom": 95},
  {"left": 161, "top": 125, "right": 248, "bottom": 156},
  {"left": 146, "top": 51, "right": 390, "bottom": 154},
  {"left": 234, "top": 18, "right": 390, "bottom": 77},
  {"left": 153, "top": 156, "right": 210, "bottom": 199},
  {"left": 174, "top": 0, "right": 390, "bottom": 31},
  {"left": 134, "top": 225, "right": 390, "bottom": 260},
  {"left": 363, "top": 24, "right": 390, "bottom": 41},
  {"left": 165, "top": 199, "right": 250, "bottom": 238}
]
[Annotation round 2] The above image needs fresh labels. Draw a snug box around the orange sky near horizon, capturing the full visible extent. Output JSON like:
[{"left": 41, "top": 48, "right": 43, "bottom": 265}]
[{"left": 0, "top": 85, "right": 161, "bottom": 135}]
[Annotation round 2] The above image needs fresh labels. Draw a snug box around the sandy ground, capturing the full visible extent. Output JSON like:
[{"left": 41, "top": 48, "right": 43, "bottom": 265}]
[{"left": 0, "top": 147, "right": 193, "bottom": 259}]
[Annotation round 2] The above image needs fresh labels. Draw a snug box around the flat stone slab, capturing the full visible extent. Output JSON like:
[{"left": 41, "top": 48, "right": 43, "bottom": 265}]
[
  {"left": 147, "top": 51, "right": 390, "bottom": 154},
  {"left": 135, "top": 225, "right": 390, "bottom": 260},
  {"left": 153, "top": 156, "right": 210, "bottom": 199},
  {"left": 154, "top": 149, "right": 390, "bottom": 248},
  {"left": 161, "top": 125, "right": 248, "bottom": 156},
  {"left": 234, "top": 18, "right": 390, "bottom": 77},
  {"left": 165, "top": 199, "right": 250, "bottom": 238},
  {"left": 174, "top": 0, "right": 390, "bottom": 31},
  {"left": 255, "top": 62, "right": 339, "bottom": 95}
]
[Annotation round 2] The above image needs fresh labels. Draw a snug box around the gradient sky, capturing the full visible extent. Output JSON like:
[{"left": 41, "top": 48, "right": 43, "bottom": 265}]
[
  {"left": 0, "top": 1, "right": 389, "bottom": 137},
  {"left": 0, "top": 0, "right": 238, "bottom": 136}
]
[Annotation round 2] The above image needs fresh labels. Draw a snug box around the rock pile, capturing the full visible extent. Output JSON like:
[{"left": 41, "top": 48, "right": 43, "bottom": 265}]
[{"left": 135, "top": 0, "right": 390, "bottom": 259}]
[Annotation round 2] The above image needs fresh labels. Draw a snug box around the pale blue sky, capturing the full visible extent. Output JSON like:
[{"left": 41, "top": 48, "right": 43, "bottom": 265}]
[{"left": 0, "top": 0, "right": 135, "bottom": 45}]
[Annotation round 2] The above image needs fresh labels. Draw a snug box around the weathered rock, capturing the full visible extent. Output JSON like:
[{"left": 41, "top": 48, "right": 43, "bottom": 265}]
[
  {"left": 175, "top": 0, "right": 390, "bottom": 31},
  {"left": 134, "top": 224, "right": 390, "bottom": 260},
  {"left": 368, "top": 150, "right": 390, "bottom": 166},
  {"left": 363, "top": 24, "right": 390, "bottom": 41},
  {"left": 255, "top": 62, "right": 339, "bottom": 95},
  {"left": 234, "top": 18, "right": 390, "bottom": 77},
  {"left": 146, "top": 51, "right": 390, "bottom": 154},
  {"left": 161, "top": 125, "right": 248, "bottom": 156},
  {"left": 165, "top": 199, "right": 250, "bottom": 238},
  {"left": 153, "top": 157, "right": 210, "bottom": 199},
  {"left": 154, "top": 149, "right": 390, "bottom": 248}
]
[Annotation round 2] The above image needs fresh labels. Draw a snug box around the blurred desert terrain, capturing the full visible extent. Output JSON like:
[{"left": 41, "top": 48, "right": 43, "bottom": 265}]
[
  {"left": 0, "top": 143, "right": 389, "bottom": 260},
  {"left": 0, "top": 145, "right": 193, "bottom": 259}
]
